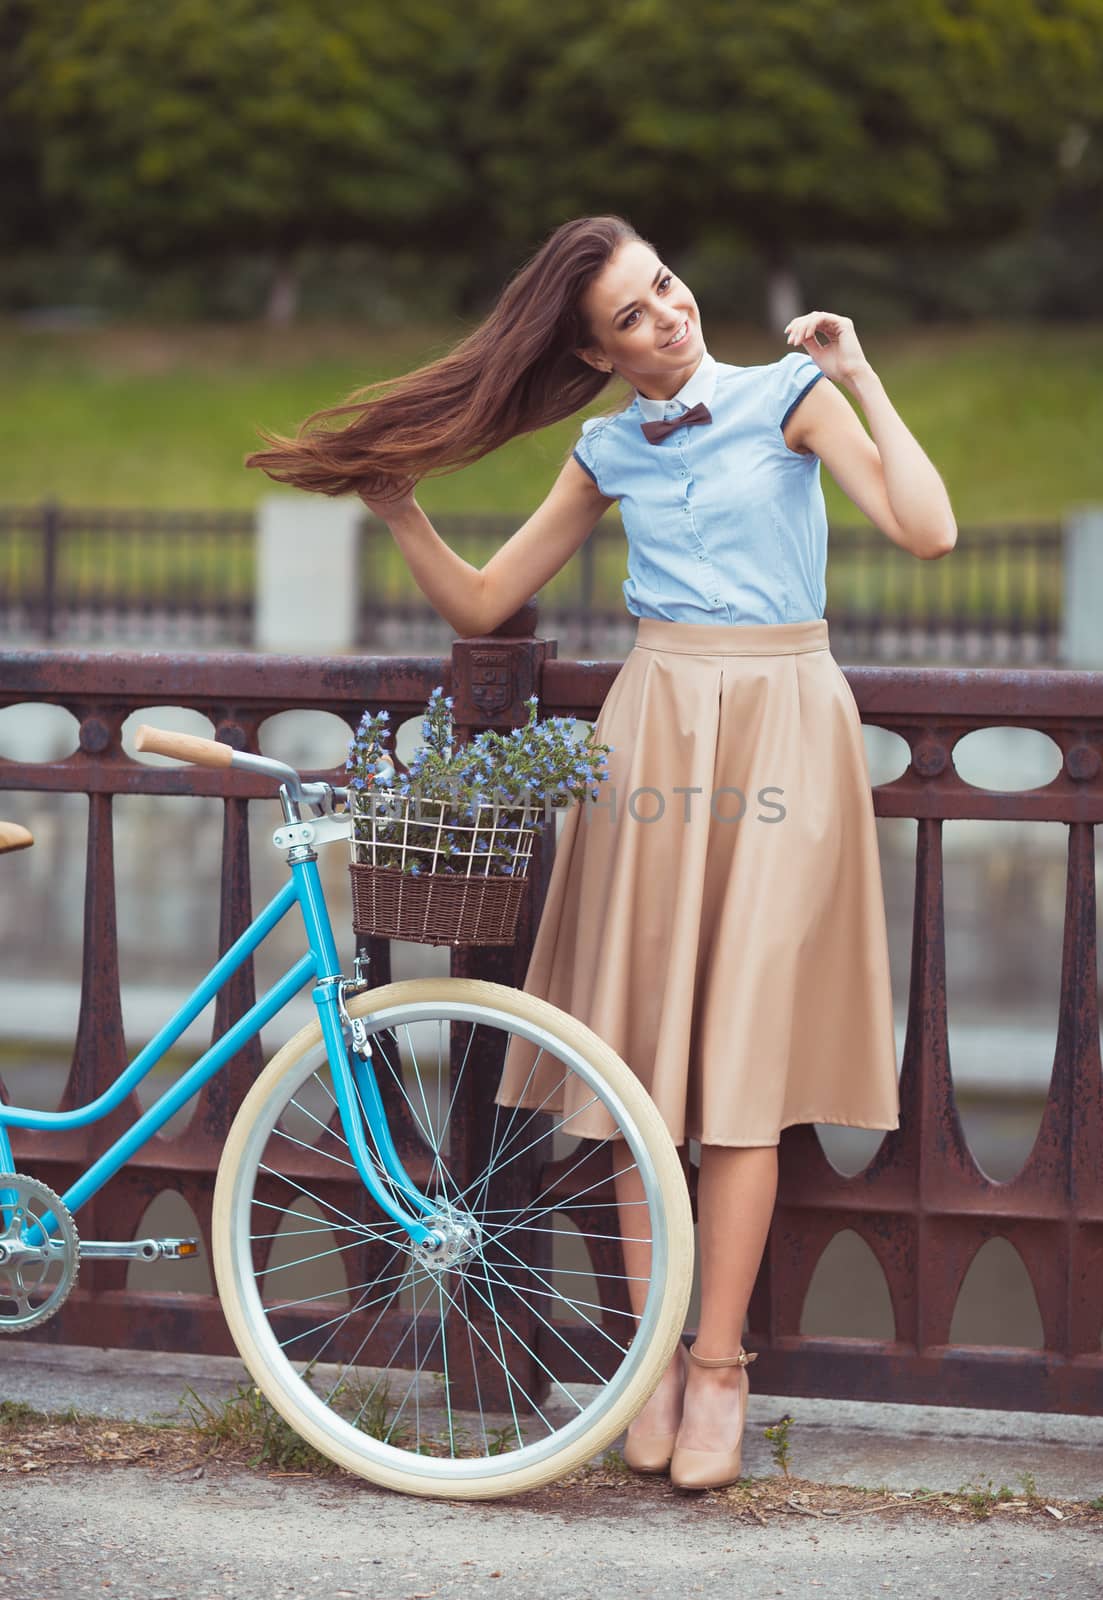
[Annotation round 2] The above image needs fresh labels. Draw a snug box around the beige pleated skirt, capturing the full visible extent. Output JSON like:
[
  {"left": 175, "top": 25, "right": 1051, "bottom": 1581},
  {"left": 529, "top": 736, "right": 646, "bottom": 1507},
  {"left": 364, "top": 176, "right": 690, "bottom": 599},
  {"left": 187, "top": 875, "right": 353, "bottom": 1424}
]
[{"left": 494, "top": 615, "right": 901, "bottom": 1147}]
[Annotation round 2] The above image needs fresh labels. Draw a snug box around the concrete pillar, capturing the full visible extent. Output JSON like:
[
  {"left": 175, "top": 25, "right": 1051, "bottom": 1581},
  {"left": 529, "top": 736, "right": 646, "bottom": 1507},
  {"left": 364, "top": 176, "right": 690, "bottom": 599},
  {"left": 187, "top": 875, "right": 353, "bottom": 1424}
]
[
  {"left": 255, "top": 493, "right": 361, "bottom": 654},
  {"left": 1060, "top": 506, "right": 1103, "bottom": 668}
]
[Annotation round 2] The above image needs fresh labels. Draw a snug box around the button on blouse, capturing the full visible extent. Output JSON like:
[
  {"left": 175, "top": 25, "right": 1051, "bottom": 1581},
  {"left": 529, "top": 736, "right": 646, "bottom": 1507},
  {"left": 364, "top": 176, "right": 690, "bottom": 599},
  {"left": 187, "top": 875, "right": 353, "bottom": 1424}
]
[{"left": 571, "top": 348, "right": 828, "bottom": 625}]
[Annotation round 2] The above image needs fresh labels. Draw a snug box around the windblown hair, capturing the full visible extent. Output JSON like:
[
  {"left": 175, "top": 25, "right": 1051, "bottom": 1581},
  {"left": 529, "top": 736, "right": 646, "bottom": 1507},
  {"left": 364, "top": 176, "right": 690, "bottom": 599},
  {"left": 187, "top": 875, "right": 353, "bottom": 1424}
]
[{"left": 243, "top": 215, "right": 651, "bottom": 502}]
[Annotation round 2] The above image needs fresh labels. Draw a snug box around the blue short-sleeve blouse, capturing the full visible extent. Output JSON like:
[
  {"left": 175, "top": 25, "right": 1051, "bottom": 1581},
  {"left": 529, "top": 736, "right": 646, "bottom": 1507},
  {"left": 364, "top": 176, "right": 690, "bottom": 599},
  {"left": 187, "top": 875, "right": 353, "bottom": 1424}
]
[{"left": 571, "top": 348, "right": 828, "bottom": 625}]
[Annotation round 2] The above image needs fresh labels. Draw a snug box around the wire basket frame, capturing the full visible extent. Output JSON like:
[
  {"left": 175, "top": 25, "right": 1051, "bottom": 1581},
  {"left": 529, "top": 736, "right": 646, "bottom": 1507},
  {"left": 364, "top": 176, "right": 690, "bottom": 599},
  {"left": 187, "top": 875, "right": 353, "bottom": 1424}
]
[{"left": 348, "top": 786, "right": 549, "bottom": 946}]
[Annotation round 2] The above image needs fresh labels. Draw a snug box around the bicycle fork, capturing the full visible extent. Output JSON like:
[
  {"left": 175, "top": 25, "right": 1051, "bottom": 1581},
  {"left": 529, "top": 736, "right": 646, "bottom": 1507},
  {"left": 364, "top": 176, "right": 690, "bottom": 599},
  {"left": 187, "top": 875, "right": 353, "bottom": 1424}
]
[{"left": 292, "top": 851, "right": 447, "bottom": 1256}]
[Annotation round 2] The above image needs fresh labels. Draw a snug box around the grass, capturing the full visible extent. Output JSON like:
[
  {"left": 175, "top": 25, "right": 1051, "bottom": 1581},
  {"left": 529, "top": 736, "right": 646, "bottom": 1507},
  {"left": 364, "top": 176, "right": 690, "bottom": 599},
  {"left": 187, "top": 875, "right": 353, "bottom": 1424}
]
[
  {"left": 2, "top": 317, "right": 1102, "bottom": 525},
  {"left": 180, "top": 1370, "right": 468, "bottom": 1469},
  {"left": 182, "top": 1381, "right": 337, "bottom": 1473},
  {"left": 0, "top": 1399, "right": 45, "bottom": 1426}
]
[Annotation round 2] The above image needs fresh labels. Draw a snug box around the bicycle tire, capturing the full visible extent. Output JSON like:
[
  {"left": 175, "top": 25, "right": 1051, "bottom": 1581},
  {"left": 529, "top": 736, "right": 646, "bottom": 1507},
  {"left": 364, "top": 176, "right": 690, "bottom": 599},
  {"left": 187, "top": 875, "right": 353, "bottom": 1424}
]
[{"left": 212, "top": 977, "right": 693, "bottom": 1500}]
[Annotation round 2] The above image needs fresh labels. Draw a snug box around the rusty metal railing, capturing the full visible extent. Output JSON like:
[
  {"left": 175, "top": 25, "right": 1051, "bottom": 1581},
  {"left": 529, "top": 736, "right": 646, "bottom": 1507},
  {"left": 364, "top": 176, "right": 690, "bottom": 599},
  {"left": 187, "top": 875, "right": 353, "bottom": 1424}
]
[
  {"left": 0, "top": 612, "right": 1100, "bottom": 1414},
  {"left": 0, "top": 500, "right": 1064, "bottom": 665}
]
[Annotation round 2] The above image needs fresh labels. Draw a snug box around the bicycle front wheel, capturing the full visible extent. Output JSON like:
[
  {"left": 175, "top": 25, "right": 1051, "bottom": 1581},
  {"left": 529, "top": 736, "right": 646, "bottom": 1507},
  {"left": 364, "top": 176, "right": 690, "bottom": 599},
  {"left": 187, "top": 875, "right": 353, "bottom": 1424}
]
[{"left": 212, "top": 977, "right": 693, "bottom": 1499}]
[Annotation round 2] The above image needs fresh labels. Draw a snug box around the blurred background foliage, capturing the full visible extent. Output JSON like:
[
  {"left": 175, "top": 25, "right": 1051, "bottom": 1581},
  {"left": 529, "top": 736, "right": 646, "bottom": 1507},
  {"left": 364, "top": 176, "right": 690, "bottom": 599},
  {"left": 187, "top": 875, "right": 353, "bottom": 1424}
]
[{"left": 2, "top": 0, "right": 1100, "bottom": 329}]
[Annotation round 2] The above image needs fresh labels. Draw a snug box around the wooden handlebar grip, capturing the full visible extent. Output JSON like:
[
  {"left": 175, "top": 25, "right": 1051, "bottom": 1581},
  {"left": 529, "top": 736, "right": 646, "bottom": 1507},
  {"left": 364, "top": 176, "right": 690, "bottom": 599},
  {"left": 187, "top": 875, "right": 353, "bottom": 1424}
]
[
  {"left": 134, "top": 724, "right": 234, "bottom": 768},
  {"left": 0, "top": 821, "right": 34, "bottom": 853}
]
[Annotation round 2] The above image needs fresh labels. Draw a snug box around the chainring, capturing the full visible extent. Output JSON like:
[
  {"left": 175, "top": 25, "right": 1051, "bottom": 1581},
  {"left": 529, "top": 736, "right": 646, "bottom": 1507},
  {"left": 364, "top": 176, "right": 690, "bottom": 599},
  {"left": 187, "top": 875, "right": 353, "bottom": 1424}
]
[{"left": 0, "top": 1174, "right": 80, "bottom": 1332}]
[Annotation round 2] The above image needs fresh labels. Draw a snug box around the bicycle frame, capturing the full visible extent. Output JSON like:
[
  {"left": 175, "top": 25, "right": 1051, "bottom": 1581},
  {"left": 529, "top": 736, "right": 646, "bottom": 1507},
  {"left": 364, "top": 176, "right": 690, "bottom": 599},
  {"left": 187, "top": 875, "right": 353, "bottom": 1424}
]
[{"left": 0, "top": 847, "right": 441, "bottom": 1248}]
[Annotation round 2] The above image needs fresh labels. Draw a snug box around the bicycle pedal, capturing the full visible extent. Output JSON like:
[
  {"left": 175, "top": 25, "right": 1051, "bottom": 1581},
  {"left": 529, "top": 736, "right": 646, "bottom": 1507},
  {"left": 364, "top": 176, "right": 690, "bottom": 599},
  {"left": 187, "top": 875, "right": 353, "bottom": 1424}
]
[{"left": 79, "top": 1238, "right": 201, "bottom": 1262}]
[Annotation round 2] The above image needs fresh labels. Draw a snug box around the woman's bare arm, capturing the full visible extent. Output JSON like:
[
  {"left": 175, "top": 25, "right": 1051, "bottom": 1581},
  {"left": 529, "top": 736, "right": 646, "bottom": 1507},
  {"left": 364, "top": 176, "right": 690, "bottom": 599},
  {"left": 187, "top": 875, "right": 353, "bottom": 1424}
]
[
  {"left": 790, "top": 374, "right": 957, "bottom": 560},
  {"left": 361, "top": 458, "right": 616, "bottom": 637},
  {"left": 783, "top": 310, "right": 957, "bottom": 560}
]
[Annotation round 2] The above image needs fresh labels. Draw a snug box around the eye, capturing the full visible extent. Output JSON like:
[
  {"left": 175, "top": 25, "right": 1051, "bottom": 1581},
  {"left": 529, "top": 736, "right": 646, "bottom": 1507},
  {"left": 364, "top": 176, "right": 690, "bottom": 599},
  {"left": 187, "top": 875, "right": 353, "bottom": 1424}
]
[{"left": 622, "top": 274, "right": 673, "bottom": 329}]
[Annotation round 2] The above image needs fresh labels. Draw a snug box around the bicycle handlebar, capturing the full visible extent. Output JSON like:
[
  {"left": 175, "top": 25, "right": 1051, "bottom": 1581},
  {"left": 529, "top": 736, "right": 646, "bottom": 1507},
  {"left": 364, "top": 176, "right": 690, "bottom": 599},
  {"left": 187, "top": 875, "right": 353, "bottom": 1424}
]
[
  {"left": 133, "top": 723, "right": 344, "bottom": 823},
  {"left": 135, "top": 725, "right": 234, "bottom": 768}
]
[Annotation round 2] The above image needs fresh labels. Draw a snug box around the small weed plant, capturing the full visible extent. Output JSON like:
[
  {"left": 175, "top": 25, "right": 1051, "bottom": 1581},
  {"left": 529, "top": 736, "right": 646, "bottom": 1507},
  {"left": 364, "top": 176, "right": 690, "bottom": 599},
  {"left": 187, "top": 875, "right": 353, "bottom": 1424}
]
[
  {"left": 763, "top": 1412, "right": 794, "bottom": 1478},
  {"left": 956, "top": 1477, "right": 1019, "bottom": 1515}
]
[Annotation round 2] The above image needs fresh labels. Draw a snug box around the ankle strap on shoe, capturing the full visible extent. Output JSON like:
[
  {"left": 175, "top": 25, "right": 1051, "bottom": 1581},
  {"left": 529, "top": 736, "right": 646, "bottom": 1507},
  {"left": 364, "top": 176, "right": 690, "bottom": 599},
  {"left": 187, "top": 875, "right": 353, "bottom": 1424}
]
[{"left": 688, "top": 1343, "right": 758, "bottom": 1368}]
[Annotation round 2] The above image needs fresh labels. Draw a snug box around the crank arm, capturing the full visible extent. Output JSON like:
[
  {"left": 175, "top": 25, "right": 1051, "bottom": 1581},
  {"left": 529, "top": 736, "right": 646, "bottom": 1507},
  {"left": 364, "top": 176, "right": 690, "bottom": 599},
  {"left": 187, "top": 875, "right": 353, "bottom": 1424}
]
[{"left": 79, "top": 1238, "right": 200, "bottom": 1262}]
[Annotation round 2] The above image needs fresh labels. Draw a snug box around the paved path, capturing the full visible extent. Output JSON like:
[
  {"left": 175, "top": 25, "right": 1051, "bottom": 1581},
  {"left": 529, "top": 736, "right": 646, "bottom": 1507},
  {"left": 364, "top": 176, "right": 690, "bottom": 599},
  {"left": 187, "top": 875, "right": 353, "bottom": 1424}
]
[
  {"left": 1, "top": 1463, "right": 1100, "bottom": 1600},
  {"left": 1, "top": 1341, "right": 1100, "bottom": 1600}
]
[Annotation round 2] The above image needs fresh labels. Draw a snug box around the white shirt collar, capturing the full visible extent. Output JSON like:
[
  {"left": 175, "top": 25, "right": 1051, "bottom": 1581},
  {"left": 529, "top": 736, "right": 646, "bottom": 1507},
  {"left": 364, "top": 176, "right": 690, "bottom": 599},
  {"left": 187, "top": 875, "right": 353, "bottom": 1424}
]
[{"left": 633, "top": 348, "right": 718, "bottom": 421}]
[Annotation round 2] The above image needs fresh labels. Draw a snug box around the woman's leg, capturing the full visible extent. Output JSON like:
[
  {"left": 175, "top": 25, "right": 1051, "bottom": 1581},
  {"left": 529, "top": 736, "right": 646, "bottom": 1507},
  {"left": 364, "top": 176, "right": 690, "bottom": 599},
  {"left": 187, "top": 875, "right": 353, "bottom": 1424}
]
[
  {"left": 615, "top": 1149, "right": 688, "bottom": 1438},
  {"left": 676, "top": 1142, "right": 778, "bottom": 1451}
]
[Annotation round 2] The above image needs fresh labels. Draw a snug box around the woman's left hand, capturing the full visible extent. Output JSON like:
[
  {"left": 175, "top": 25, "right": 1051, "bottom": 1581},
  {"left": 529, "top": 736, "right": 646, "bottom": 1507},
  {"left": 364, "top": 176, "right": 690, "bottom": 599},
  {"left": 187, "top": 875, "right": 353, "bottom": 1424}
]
[{"left": 784, "top": 311, "right": 871, "bottom": 386}]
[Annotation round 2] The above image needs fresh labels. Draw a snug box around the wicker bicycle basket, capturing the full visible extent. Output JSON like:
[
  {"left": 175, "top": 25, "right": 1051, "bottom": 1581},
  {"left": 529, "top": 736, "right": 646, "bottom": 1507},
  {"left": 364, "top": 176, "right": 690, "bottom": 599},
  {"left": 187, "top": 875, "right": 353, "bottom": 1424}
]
[{"left": 348, "top": 787, "right": 546, "bottom": 947}]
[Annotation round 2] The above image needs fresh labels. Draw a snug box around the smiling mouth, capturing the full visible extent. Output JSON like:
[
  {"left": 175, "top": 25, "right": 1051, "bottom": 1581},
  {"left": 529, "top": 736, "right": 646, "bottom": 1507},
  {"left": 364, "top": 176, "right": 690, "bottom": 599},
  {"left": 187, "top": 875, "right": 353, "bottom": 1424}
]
[{"left": 663, "top": 319, "right": 691, "bottom": 348}]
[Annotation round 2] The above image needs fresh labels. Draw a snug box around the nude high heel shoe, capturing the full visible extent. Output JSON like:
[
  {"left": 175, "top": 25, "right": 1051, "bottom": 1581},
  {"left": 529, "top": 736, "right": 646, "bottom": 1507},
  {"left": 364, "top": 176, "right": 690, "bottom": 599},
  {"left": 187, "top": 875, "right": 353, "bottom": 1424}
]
[
  {"left": 669, "top": 1343, "right": 758, "bottom": 1490},
  {"left": 622, "top": 1342, "right": 689, "bottom": 1473}
]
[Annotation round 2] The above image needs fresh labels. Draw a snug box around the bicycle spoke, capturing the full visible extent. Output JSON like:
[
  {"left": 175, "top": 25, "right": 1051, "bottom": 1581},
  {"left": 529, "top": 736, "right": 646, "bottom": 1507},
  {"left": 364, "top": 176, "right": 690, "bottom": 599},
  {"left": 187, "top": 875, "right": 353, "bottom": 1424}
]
[
  {"left": 481, "top": 1242, "right": 628, "bottom": 1368},
  {"left": 258, "top": 1238, "right": 405, "bottom": 1282},
  {"left": 486, "top": 1153, "right": 649, "bottom": 1250},
  {"left": 456, "top": 1262, "right": 583, "bottom": 1421}
]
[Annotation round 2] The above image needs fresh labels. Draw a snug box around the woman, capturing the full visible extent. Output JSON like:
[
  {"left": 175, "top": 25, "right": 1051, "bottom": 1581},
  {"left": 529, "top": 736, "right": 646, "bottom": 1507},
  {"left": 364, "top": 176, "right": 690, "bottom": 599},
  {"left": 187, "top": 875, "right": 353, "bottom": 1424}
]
[{"left": 245, "top": 214, "right": 956, "bottom": 1490}]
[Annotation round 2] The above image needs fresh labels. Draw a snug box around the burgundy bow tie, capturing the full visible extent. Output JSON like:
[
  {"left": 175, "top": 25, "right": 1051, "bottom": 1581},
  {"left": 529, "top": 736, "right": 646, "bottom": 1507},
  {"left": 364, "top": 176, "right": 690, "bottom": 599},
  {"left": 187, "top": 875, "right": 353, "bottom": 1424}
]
[{"left": 640, "top": 400, "right": 713, "bottom": 445}]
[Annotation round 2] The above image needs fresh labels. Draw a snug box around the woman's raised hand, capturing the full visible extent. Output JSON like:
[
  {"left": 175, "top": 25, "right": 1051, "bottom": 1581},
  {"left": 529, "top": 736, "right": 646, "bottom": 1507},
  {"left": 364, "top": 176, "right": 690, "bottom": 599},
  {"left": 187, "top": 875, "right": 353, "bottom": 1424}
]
[
  {"left": 784, "top": 310, "right": 871, "bottom": 386},
  {"left": 355, "top": 471, "right": 419, "bottom": 522}
]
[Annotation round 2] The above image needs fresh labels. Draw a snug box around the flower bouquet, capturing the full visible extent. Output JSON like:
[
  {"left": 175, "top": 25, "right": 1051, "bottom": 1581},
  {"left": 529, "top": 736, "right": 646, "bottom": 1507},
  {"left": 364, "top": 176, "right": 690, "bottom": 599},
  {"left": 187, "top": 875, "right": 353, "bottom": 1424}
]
[{"left": 347, "top": 686, "right": 612, "bottom": 946}]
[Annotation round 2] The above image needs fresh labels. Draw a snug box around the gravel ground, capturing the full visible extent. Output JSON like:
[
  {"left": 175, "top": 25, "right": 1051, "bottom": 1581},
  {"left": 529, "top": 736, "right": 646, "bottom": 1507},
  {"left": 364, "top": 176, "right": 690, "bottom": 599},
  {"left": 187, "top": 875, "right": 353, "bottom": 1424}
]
[{"left": 1, "top": 1462, "right": 1102, "bottom": 1600}]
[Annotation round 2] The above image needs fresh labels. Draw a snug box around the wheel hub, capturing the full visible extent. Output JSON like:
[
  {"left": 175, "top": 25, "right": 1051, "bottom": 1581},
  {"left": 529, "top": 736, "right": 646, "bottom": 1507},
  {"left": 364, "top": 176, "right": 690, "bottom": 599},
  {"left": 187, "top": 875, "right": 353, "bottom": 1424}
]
[{"left": 412, "top": 1206, "right": 483, "bottom": 1271}]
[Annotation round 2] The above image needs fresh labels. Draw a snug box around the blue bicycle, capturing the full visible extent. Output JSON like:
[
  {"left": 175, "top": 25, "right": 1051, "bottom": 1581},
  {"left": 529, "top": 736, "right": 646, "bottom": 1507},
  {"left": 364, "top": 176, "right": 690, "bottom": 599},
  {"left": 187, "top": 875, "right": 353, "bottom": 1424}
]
[{"left": 0, "top": 727, "right": 693, "bottom": 1499}]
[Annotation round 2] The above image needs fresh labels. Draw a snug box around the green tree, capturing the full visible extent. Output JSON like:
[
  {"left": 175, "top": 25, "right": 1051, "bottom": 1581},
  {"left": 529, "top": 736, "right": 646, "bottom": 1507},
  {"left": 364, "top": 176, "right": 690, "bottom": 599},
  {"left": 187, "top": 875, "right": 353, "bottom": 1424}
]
[
  {"left": 11, "top": 0, "right": 472, "bottom": 321},
  {"left": 8, "top": 0, "right": 1101, "bottom": 325},
  {"left": 469, "top": 0, "right": 1103, "bottom": 327},
  {"left": 0, "top": 1, "right": 59, "bottom": 257}
]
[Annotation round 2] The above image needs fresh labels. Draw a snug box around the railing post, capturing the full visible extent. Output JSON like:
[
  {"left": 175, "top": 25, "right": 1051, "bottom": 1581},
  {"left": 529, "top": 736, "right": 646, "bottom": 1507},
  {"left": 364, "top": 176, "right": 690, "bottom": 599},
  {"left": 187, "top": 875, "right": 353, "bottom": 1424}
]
[
  {"left": 448, "top": 598, "right": 558, "bottom": 990},
  {"left": 445, "top": 600, "right": 560, "bottom": 1404},
  {"left": 255, "top": 493, "right": 361, "bottom": 653},
  {"left": 1059, "top": 506, "right": 1103, "bottom": 667},
  {"left": 579, "top": 536, "right": 595, "bottom": 654},
  {"left": 41, "top": 497, "right": 60, "bottom": 642}
]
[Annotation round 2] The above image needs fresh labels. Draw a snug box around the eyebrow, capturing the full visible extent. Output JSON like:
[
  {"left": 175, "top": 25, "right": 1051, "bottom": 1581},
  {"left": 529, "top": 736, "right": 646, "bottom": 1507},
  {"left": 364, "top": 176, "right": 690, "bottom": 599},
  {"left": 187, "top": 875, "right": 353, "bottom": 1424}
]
[{"left": 613, "top": 266, "right": 666, "bottom": 324}]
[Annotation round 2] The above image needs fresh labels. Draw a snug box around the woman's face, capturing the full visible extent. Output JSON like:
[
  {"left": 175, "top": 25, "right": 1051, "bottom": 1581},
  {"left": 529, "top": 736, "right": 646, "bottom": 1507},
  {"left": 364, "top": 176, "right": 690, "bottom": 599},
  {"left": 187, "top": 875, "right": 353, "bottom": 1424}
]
[{"left": 575, "top": 239, "right": 704, "bottom": 400}]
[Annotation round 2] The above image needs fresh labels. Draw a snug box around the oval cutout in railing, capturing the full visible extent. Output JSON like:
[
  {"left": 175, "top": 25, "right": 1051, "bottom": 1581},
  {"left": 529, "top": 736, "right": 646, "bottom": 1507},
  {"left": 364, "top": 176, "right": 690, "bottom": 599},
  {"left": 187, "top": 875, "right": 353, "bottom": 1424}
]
[
  {"left": 861, "top": 723, "right": 911, "bottom": 789},
  {"left": 816, "top": 1123, "right": 896, "bottom": 1180},
  {"left": 0, "top": 702, "right": 80, "bottom": 763},
  {"left": 800, "top": 1227, "right": 895, "bottom": 1342},
  {"left": 952, "top": 725, "right": 1064, "bottom": 795},
  {"left": 121, "top": 705, "right": 216, "bottom": 765},
  {"left": 264, "top": 1194, "right": 351, "bottom": 1309},
  {"left": 949, "top": 1236, "right": 1043, "bottom": 1350},
  {"left": 125, "top": 1190, "right": 212, "bottom": 1296},
  {"left": 258, "top": 708, "right": 352, "bottom": 773}
]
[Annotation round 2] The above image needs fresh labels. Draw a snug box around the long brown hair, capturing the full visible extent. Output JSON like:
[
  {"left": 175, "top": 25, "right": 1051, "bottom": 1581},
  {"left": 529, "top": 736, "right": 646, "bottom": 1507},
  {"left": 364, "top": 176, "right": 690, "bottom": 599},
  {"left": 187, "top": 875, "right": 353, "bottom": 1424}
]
[{"left": 243, "top": 215, "right": 650, "bottom": 501}]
